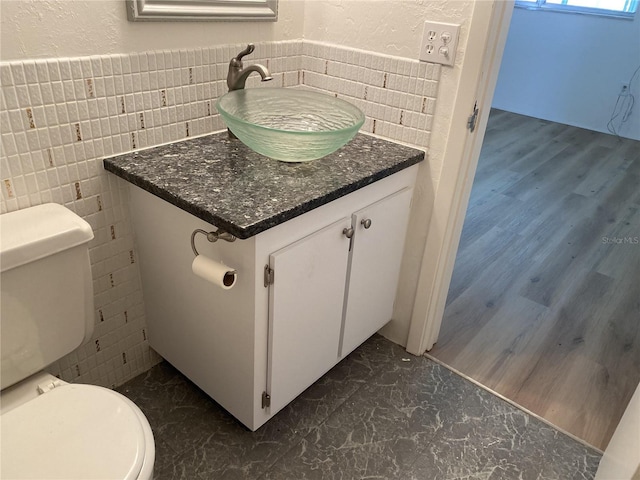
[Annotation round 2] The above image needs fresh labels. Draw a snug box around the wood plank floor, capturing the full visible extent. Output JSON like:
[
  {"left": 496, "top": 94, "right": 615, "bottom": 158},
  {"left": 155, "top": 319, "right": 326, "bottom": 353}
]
[{"left": 429, "top": 109, "right": 640, "bottom": 451}]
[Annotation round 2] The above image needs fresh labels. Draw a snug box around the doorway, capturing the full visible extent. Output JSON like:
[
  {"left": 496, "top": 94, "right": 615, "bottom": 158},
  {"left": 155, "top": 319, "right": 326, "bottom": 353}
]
[
  {"left": 427, "top": 5, "right": 640, "bottom": 451},
  {"left": 428, "top": 108, "right": 640, "bottom": 451}
]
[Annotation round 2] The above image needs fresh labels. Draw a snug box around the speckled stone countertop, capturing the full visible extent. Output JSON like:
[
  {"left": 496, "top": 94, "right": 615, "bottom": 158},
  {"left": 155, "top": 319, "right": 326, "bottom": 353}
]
[{"left": 104, "top": 132, "right": 424, "bottom": 239}]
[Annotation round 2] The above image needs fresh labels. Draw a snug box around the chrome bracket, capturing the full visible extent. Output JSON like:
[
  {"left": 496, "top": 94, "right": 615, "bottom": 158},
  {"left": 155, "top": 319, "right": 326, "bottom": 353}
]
[
  {"left": 467, "top": 101, "right": 479, "bottom": 133},
  {"left": 264, "top": 264, "right": 274, "bottom": 287},
  {"left": 191, "top": 228, "right": 236, "bottom": 256},
  {"left": 262, "top": 391, "right": 271, "bottom": 409}
]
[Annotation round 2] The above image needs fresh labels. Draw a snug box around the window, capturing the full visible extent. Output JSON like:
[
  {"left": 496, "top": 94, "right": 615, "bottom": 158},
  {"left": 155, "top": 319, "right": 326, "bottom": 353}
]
[{"left": 516, "top": 0, "right": 638, "bottom": 18}]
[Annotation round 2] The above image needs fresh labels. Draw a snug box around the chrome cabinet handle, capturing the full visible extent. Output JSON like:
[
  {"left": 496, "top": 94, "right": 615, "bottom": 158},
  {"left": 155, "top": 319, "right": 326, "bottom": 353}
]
[
  {"left": 361, "top": 218, "right": 372, "bottom": 229},
  {"left": 343, "top": 227, "right": 354, "bottom": 238}
]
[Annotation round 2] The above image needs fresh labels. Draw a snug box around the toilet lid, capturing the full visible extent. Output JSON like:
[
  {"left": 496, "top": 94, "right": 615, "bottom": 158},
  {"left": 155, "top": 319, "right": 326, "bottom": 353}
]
[{"left": 1, "top": 384, "right": 146, "bottom": 480}]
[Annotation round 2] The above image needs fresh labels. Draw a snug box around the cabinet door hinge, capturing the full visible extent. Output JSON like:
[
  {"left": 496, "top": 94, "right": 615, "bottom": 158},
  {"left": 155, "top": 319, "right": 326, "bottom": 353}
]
[
  {"left": 264, "top": 264, "right": 274, "bottom": 287},
  {"left": 467, "top": 101, "right": 479, "bottom": 133},
  {"left": 261, "top": 391, "right": 271, "bottom": 408}
]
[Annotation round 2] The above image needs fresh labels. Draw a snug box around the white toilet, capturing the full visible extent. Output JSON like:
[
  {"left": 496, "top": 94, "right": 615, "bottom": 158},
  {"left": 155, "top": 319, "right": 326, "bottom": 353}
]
[{"left": 0, "top": 203, "right": 155, "bottom": 480}]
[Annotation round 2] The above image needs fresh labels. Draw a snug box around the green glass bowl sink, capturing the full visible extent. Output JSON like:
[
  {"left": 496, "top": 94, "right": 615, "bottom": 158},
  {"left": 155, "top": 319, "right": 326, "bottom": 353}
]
[{"left": 216, "top": 88, "right": 365, "bottom": 162}]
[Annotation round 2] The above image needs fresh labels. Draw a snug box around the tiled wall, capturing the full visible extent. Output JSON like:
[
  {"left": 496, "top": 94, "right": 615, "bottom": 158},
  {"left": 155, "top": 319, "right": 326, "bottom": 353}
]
[
  {"left": 0, "top": 39, "right": 440, "bottom": 390},
  {"left": 301, "top": 41, "right": 440, "bottom": 149}
]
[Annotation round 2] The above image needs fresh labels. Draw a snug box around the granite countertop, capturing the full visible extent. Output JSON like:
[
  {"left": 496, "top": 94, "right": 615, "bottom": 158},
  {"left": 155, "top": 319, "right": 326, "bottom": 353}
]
[{"left": 104, "top": 132, "right": 424, "bottom": 239}]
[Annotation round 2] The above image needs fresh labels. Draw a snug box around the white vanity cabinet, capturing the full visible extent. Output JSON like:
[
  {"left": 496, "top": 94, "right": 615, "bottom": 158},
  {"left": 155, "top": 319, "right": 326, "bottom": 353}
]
[
  {"left": 128, "top": 164, "right": 418, "bottom": 431},
  {"left": 265, "top": 187, "right": 414, "bottom": 414},
  {"left": 340, "top": 187, "right": 413, "bottom": 357},
  {"left": 266, "top": 218, "right": 351, "bottom": 414}
]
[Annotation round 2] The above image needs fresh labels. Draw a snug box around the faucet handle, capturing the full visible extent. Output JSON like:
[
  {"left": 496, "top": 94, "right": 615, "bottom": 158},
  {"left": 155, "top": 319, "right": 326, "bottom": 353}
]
[{"left": 234, "top": 44, "right": 255, "bottom": 62}]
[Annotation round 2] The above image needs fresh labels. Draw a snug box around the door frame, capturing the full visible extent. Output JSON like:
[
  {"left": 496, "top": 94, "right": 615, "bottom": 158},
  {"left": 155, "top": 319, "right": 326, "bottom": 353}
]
[{"left": 406, "top": 0, "right": 515, "bottom": 355}]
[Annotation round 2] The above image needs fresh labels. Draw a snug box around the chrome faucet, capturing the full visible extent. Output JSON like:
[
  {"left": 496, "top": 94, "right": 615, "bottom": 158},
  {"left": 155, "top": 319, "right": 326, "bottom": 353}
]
[{"left": 227, "top": 44, "right": 272, "bottom": 91}]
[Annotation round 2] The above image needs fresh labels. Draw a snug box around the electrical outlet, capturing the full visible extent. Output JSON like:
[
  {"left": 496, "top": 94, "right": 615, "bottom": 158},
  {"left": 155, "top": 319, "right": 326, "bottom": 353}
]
[{"left": 419, "top": 21, "right": 460, "bottom": 67}]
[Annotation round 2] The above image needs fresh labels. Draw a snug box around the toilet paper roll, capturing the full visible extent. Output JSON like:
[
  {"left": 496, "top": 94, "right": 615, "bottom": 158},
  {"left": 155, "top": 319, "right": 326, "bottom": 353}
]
[{"left": 192, "top": 255, "right": 237, "bottom": 290}]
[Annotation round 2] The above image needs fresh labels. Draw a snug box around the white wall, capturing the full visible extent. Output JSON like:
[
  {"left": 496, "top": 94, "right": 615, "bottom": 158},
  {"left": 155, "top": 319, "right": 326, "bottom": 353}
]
[
  {"left": 0, "top": 0, "right": 305, "bottom": 60},
  {"left": 492, "top": 7, "right": 640, "bottom": 141}
]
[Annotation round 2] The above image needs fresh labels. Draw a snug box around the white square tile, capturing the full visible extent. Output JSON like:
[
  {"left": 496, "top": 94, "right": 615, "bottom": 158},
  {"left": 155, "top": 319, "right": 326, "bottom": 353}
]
[
  {"left": 69, "top": 59, "right": 83, "bottom": 79},
  {"left": 109, "top": 116, "right": 120, "bottom": 135},
  {"left": 130, "top": 55, "right": 140, "bottom": 74},
  {"left": 63, "top": 80, "right": 76, "bottom": 101},
  {"left": 0, "top": 110, "right": 10, "bottom": 131},
  {"left": 140, "top": 72, "right": 150, "bottom": 91},
  {"left": 425, "top": 63, "right": 434, "bottom": 80},
  {"left": 104, "top": 77, "right": 116, "bottom": 97},
  {"left": 74, "top": 79, "right": 87, "bottom": 100},
  {"left": 121, "top": 56, "right": 132, "bottom": 75},
  {"left": 123, "top": 75, "right": 134, "bottom": 94},
  {"left": 432, "top": 64, "right": 441, "bottom": 80},
  {"left": 1, "top": 133, "right": 17, "bottom": 156},
  {"left": 89, "top": 56, "right": 103, "bottom": 77},
  {"left": 148, "top": 72, "right": 158, "bottom": 91},
  {"left": 8, "top": 109, "right": 25, "bottom": 131},
  {"left": 142, "top": 92, "right": 152, "bottom": 111},
  {"left": 1, "top": 64, "right": 14, "bottom": 86},
  {"left": 163, "top": 51, "right": 173, "bottom": 70},
  {"left": 15, "top": 85, "right": 30, "bottom": 108},
  {"left": 112, "top": 56, "right": 123, "bottom": 75},
  {"left": 101, "top": 57, "right": 114, "bottom": 76},
  {"left": 66, "top": 102, "right": 79, "bottom": 123},
  {"left": 99, "top": 117, "right": 111, "bottom": 136},
  {"left": 40, "top": 83, "right": 54, "bottom": 105},
  {"left": 37, "top": 127, "right": 51, "bottom": 148},
  {"left": 34, "top": 61, "right": 50, "bottom": 83},
  {"left": 11, "top": 63, "right": 26, "bottom": 85},
  {"left": 114, "top": 77, "right": 125, "bottom": 96},
  {"left": 24, "top": 172, "right": 38, "bottom": 195},
  {"left": 426, "top": 98, "right": 436, "bottom": 115},
  {"left": 132, "top": 74, "right": 142, "bottom": 93},
  {"left": 93, "top": 77, "right": 105, "bottom": 98},
  {"left": 80, "top": 58, "right": 92, "bottom": 78},
  {"left": 3, "top": 87, "right": 19, "bottom": 110},
  {"left": 147, "top": 52, "right": 158, "bottom": 71},
  {"left": 78, "top": 101, "right": 90, "bottom": 121},
  {"left": 170, "top": 51, "right": 180, "bottom": 69}
]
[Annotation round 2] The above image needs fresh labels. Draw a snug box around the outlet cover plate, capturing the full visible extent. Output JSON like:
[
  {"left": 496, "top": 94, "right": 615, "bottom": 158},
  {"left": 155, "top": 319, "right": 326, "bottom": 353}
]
[{"left": 419, "top": 21, "right": 460, "bottom": 67}]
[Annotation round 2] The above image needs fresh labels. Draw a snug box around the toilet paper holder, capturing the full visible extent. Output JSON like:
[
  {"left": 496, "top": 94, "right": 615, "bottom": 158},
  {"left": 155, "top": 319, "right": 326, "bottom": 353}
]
[{"left": 191, "top": 228, "right": 236, "bottom": 256}]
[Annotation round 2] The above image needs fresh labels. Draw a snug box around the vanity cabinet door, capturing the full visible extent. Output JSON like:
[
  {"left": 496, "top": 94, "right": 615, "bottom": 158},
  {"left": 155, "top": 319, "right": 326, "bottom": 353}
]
[
  {"left": 340, "top": 187, "right": 413, "bottom": 357},
  {"left": 267, "top": 217, "right": 352, "bottom": 415}
]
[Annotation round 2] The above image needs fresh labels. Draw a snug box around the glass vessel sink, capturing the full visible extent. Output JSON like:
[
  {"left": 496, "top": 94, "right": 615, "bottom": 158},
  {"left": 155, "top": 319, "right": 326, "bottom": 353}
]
[{"left": 216, "top": 88, "right": 365, "bottom": 162}]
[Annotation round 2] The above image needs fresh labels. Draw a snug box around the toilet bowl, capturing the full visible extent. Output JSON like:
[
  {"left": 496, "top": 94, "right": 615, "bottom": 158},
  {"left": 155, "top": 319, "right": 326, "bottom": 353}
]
[
  {"left": 1, "top": 373, "right": 155, "bottom": 480},
  {"left": 0, "top": 204, "right": 155, "bottom": 479}
]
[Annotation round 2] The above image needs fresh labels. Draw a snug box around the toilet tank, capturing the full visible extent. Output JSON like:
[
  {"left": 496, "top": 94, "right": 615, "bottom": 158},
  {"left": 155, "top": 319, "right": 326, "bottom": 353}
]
[{"left": 0, "top": 204, "right": 95, "bottom": 390}]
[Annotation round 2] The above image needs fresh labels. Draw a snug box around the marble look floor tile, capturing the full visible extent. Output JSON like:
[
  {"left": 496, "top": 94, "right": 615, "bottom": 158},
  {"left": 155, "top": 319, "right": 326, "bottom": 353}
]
[
  {"left": 260, "top": 434, "right": 424, "bottom": 480},
  {"left": 275, "top": 349, "right": 375, "bottom": 436},
  {"left": 153, "top": 400, "right": 301, "bottom": 479},
  {"left": 154, "top": 432, "right": 296, "bottom": 480},
  {"left": 153, "top": 438, "right": 181, "bottom": 476},
  {"left": 404, "top": 370, "right": 601, "bottom": 480},
  {"left": 119, "top": 374, "right": 217, "bottom": 451},
  {"left": 117, "top": 335, "right": 601, "bottom": 480}
]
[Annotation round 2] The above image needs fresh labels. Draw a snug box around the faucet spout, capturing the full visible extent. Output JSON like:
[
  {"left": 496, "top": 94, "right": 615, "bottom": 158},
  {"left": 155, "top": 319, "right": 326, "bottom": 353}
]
[
  {"left": 228, "top": 64, "right": 272, "bottom": 91},
  {"left": 227, "top": 44, "right": 272, "bottom": 91}
]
